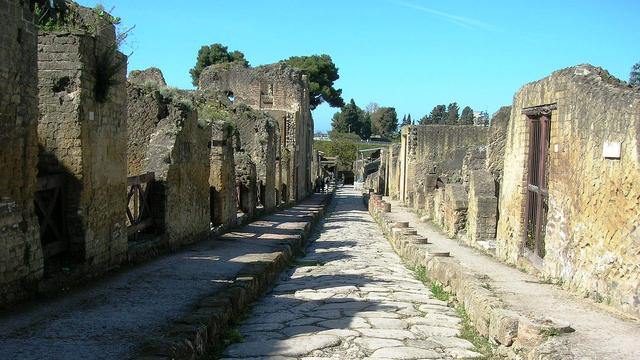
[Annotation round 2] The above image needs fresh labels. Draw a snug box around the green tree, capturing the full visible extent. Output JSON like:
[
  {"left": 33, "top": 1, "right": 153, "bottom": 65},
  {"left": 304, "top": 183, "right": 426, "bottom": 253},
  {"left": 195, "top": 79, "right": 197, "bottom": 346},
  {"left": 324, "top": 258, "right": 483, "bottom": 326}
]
[
  {"left": 446, "top": 102, "right": 459, "bottom": 125},
  {"left": 190, "top": 43, "right": 249, "bottom": 86},
  {"left": 360, "top": 113, "right": 372, "bottom": 140},
  {"left": 422, "top": 104, "right": 446, "bottom": 125},
  {"left": 281, "top": 55, "right": 345, "bottom": 110},
  {"left": 401, "top": 114, "right": 412, "bottom": 127},
  {"left": 325, "top": 131, "right": 360, "bottom": 167},
  {"left": 460, "top": 106, "right": 474, "bottom": 125},
  {"left": 630, "top": 61, "right": 640, "bottom": 86},
  {"left": 331, "top": 99, "right": 368, "bottom": 138},
  {"left": 371, "top": 107, "right": 398, "bottom": 137}
]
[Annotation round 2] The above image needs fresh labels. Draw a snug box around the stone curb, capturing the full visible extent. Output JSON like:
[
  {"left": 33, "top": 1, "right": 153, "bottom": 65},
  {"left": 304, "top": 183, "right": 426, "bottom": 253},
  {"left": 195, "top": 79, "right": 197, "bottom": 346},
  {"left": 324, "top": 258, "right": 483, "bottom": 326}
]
[
  {"left": 364, "top": 194, "right": 573, "bottom": 360},
  {"left": 134, "top": 189, "right": 336, "bottom": 360}
]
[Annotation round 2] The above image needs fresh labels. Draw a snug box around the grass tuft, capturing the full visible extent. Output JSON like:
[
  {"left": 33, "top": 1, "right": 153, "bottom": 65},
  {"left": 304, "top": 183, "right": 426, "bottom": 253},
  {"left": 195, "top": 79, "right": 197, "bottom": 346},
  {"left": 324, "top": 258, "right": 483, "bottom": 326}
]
[{"left": 456, "top": 306, "right": 498, "bottom": 359}]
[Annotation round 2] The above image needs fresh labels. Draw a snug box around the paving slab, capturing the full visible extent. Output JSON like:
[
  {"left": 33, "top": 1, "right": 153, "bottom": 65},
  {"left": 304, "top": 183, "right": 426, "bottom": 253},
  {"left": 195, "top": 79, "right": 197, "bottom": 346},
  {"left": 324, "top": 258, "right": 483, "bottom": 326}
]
[
  {"left": 222, "top": 188, "right": 472, "bottom": 359},
  {"left": 0, "top": 193, "right": 332, "bottom": 360}
]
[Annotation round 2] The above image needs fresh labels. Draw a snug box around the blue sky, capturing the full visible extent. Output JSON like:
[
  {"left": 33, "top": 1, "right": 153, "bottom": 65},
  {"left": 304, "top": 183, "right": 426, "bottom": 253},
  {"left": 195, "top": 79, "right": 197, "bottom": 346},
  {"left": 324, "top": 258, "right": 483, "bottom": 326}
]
[{"left": 79, "top": 0, "right": 639, "bottom": 132}]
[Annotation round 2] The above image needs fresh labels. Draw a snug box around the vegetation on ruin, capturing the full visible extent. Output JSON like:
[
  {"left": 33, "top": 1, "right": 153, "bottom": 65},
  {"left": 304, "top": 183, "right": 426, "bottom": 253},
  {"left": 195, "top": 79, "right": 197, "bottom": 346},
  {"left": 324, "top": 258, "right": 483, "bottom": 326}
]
[
  {"left": 455, "top": 306, "right": 499, "bottom": 359},
  {"left": 94, "top": 45, "right": 126, "bottom": 103},
  {"left": 630, "top": 61, "right": 640, "bottom": 87},
  {"left": 33, "top": 1, "right": 121, "bottom": 33},
  {"left": 190, "top": 44, "right": 249, "bottom": 86},
  {"left": 281, "top": 55, "right": 345, "bottom": 110},
  {"left": 410, "top": 264, "right": 497, "bottom": 359}
]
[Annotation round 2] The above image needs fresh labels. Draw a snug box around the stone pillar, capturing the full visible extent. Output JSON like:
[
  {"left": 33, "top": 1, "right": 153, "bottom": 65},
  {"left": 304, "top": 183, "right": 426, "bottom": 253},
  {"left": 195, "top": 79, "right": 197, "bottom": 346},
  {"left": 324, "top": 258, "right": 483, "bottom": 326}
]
[
  {"left": 37, "top": 14, "right": 128, "bottom": 269},
  {"left": 0, "top": 0, "right": 42, "bottom": 304},
  {"left": 210, "top": 121, "right": 237, "bottom": 227},
  {"left": 467, "top": 170, "right": 498, "bottom": 243}
]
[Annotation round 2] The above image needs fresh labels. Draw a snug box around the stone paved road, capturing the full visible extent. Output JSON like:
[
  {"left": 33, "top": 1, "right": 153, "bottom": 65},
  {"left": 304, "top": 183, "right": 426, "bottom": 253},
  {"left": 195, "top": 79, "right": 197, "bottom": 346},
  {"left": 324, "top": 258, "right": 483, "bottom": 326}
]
[{"left": 222, "top": 187, "right": 481, "bottom": 359}]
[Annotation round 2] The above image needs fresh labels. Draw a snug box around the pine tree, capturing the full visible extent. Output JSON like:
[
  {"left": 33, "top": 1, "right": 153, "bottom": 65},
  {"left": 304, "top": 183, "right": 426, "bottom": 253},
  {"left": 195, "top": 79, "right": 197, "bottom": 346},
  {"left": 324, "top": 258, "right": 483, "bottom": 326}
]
[
  {"left": 446, "top": 103, "right": 459, "bottom": 125},
  {"left": 460, "top": 106, "right": 474, "bottom": 125},
  {"left": 630, "top": 61, "right": 640, "bottom": 86}
]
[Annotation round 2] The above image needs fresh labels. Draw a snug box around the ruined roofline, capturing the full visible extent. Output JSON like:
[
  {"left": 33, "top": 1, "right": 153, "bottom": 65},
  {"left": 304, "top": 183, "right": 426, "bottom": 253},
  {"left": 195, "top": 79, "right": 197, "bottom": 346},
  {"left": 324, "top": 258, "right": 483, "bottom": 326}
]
[
  {"left": 516, "top": 63, "right": 640, "bottom": 98},
  {"left": 198, "top": 61, "right": 309, "bottom": 96}
]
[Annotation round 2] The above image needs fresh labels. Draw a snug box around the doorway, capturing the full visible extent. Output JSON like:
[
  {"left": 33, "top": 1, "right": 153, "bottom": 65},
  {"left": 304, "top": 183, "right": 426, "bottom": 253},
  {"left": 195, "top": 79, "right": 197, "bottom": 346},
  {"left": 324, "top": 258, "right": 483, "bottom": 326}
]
[{"left": 523, "top": 104, "right": 555, "bottom": 260}]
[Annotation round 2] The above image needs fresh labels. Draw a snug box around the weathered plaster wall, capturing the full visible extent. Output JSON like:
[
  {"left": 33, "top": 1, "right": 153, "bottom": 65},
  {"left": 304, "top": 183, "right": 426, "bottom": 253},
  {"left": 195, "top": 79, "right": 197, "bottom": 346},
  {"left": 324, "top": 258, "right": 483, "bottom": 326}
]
[
  {"left": 486, "top": 106, "right": 511, "bottom": 185},
  {"left": 0, "top": 0, "right": 42, "bottom": 304},
  {"left": 128, "top": 75, "right": 210, "bottom": 248},
  {"left": 497, "top": 64, "right": 640, "bottom": 316},
  {"left": 467, "top": 170, "right": 498, "bottom": 243},
  {"left": 399, "top": 125, "right": 488, "bottom": 206}
]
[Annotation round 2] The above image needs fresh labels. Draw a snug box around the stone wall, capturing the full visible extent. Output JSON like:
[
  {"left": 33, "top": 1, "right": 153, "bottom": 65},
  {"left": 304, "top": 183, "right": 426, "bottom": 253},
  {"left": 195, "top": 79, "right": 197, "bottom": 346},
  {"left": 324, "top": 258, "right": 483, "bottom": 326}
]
[
  {"left": 387, "top": 144, "right": 401, "bottom": 199},
  {"left": 486, "top": 106, "right": 511, "bottom": 185},
  {"left": 127, "top": 73, "right": 210, "bottom": 248},
  {"left": 199, "top": 63, "right": 313, "bottom": 203},
  {"left": 443, "top": 184, "right": 468, "bottom": 238},
  {"left": 0, "top": 0, "right": 42, "bottom": 304},
  {"left": 398, "top": 125, "right": 488, "bottom": 209},
  {"left": 37, "top": 12, "right": 128, "bottom": 273},
  {"left": 467, "top": 170, "right": 498, "bottom": 243},
  {"left": 233, "top": 105, "right": 278, "bottom": 211},
  {"left": 209, "top": 121, "right": 237, "bottom": 227},
  {"left": 496, "top": 64, "right": 640, "bottom": 316},
  {"left": 235, "top": 152, "right": 257, "bottom": 217}
]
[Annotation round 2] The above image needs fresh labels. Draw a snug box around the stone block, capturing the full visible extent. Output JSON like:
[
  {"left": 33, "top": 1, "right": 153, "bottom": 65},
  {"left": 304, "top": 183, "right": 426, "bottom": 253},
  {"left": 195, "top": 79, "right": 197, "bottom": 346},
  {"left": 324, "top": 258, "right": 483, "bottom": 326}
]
[{"left": 444, "top": 184, "right": 468, "bottom": 237}]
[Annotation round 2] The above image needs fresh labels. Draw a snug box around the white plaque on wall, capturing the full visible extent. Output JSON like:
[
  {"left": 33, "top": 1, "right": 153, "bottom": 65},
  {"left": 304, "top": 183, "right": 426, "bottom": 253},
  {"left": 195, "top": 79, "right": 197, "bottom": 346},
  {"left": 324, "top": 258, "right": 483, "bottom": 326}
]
[{"left": 602, "top": 141, "right": 621, "bottom": 159}]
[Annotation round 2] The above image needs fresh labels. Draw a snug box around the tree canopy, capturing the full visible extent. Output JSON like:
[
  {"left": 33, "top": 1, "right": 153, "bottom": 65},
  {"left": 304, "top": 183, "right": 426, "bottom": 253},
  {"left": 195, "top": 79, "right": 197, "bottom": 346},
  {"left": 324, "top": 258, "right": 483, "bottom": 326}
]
[
  {"left": 190, "top": 43, "right": 249, "bottom": 86},
  {"left": 420, "top": 104, "right": 447, "bottom": 125},
  {"left": 460, "top": 106, "right": 474, "bottom": 125},
  {"left": 281, "top": 55, "right": 345, "bottom": 110},
  {"left": 630, "top": 61, "right": 640, "bottom": 87},
  {"left": 331, "top": 99, "right": 370, "bottom": 139},
  {"left": 446, "top": 102, "right": 459, "bottom": 125},
  {"left": 370, "top": 107, "right": 398, "bottom": 137}
]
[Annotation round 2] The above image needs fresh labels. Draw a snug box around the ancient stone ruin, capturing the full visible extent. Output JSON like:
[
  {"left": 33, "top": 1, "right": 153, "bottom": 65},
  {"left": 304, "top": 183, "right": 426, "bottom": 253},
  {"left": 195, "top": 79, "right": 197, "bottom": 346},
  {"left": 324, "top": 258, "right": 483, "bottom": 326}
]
[
  {"left": 372, "top": 64, "right": 640, "bottom": 317},
  {"left": 0, "top": 2, "right": 316, "bottom": 307},
  {"left": 198, "top": 63, "right": 314, "bottom": 203}
]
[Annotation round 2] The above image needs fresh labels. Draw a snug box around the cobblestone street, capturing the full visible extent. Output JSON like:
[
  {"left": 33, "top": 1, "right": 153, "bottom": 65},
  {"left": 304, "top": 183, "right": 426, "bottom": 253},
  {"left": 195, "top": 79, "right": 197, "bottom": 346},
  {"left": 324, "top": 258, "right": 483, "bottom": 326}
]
[{"left": 222, "top": 187, "right": 480, "bottom": 359}]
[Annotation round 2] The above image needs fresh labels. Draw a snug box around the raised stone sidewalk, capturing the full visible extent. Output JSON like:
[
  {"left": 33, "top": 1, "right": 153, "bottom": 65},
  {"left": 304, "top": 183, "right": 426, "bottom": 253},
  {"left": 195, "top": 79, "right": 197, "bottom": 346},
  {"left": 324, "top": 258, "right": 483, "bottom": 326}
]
[
  {"left": 220, "top": 187, "right": 482, "bottom": 359},
  {"left": 368, "top": 194, "right": 640, "bottom": 359},
  {"left": 0, "top": 191, "right": 333, "bottom": 360}
]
